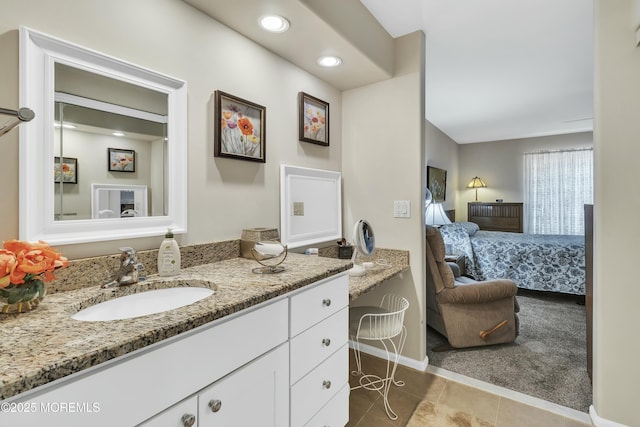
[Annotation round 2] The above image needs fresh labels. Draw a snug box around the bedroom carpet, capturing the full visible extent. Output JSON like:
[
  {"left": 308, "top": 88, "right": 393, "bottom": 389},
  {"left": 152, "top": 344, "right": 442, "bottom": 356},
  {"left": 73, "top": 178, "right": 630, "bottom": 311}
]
[{"left": 427, "top": 289, "right": 592, "bottom": 412}]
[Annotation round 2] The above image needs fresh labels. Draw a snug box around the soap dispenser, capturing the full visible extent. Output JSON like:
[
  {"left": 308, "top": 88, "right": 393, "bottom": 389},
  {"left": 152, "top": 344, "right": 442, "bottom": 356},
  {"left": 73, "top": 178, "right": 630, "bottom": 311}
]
[{"left": 157, "top": 229, "right": 181, "bottom": 276}]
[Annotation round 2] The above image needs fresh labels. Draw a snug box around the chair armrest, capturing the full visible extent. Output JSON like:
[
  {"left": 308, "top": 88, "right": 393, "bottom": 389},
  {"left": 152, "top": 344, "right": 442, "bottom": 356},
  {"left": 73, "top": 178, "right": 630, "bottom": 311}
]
[
  {"left": 437, "top": 279, "right": 517, "bottom": 304},
  {"left": 447, "top": 262, "right": 461, "bottom": 277}
]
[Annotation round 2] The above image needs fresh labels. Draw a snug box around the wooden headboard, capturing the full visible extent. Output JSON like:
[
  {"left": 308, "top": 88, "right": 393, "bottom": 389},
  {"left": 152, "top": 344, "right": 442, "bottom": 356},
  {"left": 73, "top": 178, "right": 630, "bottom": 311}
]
[
  {"left": 467, "top": 202, "right": 523, "bottom": 233},
  {"left": 445, "top": 209, "right": 455, "bottom": 222}
]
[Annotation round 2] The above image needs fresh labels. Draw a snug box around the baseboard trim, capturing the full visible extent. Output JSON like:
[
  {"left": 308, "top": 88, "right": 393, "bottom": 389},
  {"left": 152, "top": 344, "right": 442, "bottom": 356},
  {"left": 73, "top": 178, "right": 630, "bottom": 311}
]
[
  {"left": 590, "top": 405, "right": 631, "bottom": 427},
  {"left": 348, "top": 340, "right": 429, "bottom": 372}
]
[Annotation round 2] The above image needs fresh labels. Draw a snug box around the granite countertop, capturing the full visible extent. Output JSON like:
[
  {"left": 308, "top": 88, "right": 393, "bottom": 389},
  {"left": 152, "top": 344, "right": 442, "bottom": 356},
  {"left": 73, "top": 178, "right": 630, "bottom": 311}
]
[
  {"left": 348, "top": 248, "right": 410, "bottom": 300},
  {"left": 0, "top": 250, "right": 409, "bottom": 401}
]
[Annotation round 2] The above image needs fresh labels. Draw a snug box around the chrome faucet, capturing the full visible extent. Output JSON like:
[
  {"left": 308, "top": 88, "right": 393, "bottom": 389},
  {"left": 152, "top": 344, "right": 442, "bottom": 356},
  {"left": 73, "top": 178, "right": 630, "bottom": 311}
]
[{"left": 102, "top": 247, "right": 145, "bottom": 288}]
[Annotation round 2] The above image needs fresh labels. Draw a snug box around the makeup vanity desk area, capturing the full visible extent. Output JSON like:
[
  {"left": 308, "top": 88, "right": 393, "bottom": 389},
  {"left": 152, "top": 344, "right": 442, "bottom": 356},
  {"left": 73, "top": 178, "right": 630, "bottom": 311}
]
[{"left": 0, "top": 249, "right": 408, "bottom": 427}]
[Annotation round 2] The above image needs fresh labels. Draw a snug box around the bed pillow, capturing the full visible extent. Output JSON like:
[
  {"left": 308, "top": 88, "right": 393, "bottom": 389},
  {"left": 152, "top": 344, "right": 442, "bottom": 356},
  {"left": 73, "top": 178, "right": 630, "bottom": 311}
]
[{"left": 457, "top": 221, "right": 480, "bottom": 236}]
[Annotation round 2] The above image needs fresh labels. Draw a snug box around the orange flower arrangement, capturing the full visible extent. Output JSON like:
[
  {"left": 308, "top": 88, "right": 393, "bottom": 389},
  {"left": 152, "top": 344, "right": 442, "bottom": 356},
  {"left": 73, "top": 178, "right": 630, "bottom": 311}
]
[{"left": 0, "top": 240, "right": 68, "bottom": 313}]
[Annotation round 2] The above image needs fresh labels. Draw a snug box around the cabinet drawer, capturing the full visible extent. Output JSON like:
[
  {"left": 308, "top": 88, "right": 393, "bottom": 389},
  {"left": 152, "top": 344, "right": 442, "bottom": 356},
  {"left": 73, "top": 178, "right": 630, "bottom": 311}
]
[
  {"left": 290, "top": 274, "right": 348, "bottom": 337},
  {"left": 290, "top": 308, "right": 348, "bottom": 384},
  {"left": 303, "top": 383, "right": 349, "bottom": 427},
  {"left": 290, "top": 344, "right": 349, "bottom": 427}
]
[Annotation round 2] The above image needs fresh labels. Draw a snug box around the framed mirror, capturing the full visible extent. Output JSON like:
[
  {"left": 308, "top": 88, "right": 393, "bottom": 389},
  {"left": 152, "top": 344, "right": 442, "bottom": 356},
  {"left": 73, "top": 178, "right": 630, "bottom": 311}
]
[
  {"left": 280, "top": 165, "right": 342, "bottom": 249},
  {"left": 19, "top": 27, "right": 187, "bottom": 245}
]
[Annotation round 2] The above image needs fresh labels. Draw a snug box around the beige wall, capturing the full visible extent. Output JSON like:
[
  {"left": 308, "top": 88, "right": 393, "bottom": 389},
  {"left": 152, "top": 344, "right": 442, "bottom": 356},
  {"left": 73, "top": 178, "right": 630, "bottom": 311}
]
[
  {"left": 0, "top": 0, "right": 342, "bottom": 259},
  {"left": 456, "top": 132, "right": 593, "bottom": 220},
  {"left": 425, "top": 120, "right": 459, "bottom": 213},
  {"left": 343, "top": 32, "right": 427, "bottom": 362},
  {"left": 593, "top": 1, "right": 640, "bottom": 425}
]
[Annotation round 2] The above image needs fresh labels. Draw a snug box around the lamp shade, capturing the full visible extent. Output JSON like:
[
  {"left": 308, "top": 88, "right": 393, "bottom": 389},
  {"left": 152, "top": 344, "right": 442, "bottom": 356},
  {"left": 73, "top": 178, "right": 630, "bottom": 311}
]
[
  {"left": 425, "top": 203, "right": 452, "bottom": 226},
  {"left": 467, "top": 176, "right": 487, "bottom": 189}
]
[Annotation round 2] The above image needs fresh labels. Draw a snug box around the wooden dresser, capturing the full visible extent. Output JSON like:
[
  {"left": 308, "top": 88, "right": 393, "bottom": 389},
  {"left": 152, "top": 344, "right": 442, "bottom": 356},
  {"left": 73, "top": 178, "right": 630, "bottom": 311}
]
[{"left": 468, "top": 202, "right": 523, "bottom": 233}]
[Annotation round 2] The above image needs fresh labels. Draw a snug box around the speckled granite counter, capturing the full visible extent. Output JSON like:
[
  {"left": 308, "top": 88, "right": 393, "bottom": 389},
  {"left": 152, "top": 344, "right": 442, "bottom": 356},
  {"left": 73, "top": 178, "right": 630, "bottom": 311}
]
[
  {"left": 348, "top": 248, "right": 410, "bottom": 300},
  {"left": 0, "top": 249, "right": 408, "bottom": 400}
]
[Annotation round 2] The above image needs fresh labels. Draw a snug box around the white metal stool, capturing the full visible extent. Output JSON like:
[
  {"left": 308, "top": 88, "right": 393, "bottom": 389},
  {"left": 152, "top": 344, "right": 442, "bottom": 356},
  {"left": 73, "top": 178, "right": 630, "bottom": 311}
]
[{"left": 349, "top": 294, "right": 409, "bottom": 420}]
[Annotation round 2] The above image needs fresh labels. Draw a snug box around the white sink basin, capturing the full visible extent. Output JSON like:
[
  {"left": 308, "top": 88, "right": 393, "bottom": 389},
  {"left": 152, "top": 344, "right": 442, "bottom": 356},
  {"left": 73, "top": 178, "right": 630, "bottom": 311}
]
[{"left": 72, "top": 287, "right": 214, "bottom": 322}]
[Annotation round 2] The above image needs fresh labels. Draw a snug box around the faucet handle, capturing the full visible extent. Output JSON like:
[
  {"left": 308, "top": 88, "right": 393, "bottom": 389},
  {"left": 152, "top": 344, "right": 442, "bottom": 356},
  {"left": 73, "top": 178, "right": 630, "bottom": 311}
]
[{"left": 118, "top": 247, "right": 137, "bottom": 264}]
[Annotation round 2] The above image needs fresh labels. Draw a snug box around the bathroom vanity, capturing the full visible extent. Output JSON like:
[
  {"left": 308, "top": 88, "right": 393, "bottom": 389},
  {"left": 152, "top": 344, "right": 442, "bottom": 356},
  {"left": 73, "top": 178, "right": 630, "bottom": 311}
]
[
  {"left": 0, "top": 246, "right": 409, "bottom": 426},
  {"left": 0, "top": 255, "right": 352, "bottom": 426}
]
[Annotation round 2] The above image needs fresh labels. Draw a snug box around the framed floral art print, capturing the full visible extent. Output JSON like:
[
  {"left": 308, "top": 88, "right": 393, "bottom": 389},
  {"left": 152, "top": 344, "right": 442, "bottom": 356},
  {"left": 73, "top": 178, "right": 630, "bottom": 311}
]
[
  {"left": 54, "top": 157, "right": 77, "bottom": 184},
  {"left": 214, "top": 90, "right": 266, "bottom": 163},
  {"left": 108, "top": 148, "right": 136, "bottom": 172},
  {"left": 298, "top": 92, "right": 329, "bottom": 146},
  {"left": 427, "top": 166, "right": 447, "bottom": 202}
]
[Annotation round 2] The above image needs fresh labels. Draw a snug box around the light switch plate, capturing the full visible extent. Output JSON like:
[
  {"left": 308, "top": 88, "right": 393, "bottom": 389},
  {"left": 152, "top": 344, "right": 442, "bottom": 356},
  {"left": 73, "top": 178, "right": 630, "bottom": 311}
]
[{"left": 393, "top": 200, "right": 411, "bottom": 218}]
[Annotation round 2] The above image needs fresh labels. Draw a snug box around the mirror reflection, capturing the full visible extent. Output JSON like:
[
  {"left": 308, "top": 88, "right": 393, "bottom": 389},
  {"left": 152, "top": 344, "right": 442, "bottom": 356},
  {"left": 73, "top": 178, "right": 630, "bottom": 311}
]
[
  {"left": 91, "top": 184, "right": 149, "bottom": 219},
  {"left": 20, "top": 26, "right": 188, "bottom": 245},
  {"left": 53, "top": 63, "right": 168, "bottom": 222}
]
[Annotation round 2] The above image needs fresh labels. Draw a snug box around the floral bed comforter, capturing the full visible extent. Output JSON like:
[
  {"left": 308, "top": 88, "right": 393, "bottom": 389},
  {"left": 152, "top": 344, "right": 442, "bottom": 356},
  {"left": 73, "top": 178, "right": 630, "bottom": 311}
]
[{"left": 439, "top": 222, "right": 585, "bottom": 295}]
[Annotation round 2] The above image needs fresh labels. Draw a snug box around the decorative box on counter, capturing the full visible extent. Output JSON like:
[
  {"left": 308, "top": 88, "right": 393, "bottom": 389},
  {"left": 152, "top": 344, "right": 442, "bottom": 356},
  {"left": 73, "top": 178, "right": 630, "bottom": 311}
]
[{"left": 338, "top": 245, "right": 354, "bottom": 259}]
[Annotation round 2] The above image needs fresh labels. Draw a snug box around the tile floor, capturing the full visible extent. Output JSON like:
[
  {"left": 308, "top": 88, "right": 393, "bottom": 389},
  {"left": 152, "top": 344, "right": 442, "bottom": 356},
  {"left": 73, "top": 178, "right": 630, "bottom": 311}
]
[{"left": 347, "top": 351, "right": 592, "bottom": 427}]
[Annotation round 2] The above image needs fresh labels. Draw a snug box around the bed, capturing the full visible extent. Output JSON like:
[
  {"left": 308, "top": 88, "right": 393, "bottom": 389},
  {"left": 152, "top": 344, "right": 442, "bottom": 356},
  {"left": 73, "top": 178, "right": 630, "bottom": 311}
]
[{"left": 439, "top": 222, "right": 586, "bottom": 295}]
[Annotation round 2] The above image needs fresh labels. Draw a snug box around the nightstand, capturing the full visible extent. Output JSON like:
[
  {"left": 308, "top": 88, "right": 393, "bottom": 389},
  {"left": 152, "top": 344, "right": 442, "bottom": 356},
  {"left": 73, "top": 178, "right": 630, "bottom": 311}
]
[{"left": 444, "top": 254, "right": 465, "bottom": 276}]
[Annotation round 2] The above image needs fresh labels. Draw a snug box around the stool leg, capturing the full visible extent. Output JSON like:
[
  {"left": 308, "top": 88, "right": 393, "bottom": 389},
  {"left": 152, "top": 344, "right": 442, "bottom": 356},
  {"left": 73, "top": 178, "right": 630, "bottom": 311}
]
[
  {"left": 351, "top": 336, "right": 364, "bottom": 377},
  {"left": 349, "top": 329, "right": 407, "bottom": 421},
  {"left": 391, "top": 326, "right": 407, "bottom": 387},
  {"left": 380, "top": 338, "right": 399, "bottom": 420}
]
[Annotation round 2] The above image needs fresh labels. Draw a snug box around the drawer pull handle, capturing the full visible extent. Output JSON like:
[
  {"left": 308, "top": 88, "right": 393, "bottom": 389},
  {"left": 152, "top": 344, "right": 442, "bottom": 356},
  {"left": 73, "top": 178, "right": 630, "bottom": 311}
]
[
  {"left": 323, "top": 380, "right": 332, "bottom": 389},
  {"left": 181, "top": 414, "right": 196, "bottom": 427},
  {"left": 209, "top": 399, "right": 222, "bottom": 413},
  {"left": 322, "top": 338, "right": 331, "bottom": 347},
  {"left": 322, "top": 298, "right": 332, "bottom": 307}
]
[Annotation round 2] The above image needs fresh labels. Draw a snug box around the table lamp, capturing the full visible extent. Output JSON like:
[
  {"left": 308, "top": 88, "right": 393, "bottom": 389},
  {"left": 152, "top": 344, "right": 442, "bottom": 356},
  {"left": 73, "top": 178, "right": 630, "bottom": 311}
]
[{"left": 467, "top": 176, "right": 487, "bottom": 202}]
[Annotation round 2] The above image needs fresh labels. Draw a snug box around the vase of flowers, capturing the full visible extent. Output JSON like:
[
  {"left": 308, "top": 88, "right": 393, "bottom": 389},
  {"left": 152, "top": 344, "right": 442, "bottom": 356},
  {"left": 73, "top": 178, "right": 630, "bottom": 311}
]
[{"left": 0, "top": 240, "right": 68, "bottom": 314}]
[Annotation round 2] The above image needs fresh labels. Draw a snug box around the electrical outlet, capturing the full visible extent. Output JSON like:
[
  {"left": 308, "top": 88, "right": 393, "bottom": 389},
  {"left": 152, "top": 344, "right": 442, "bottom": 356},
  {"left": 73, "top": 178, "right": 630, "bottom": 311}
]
[{"left": 293, "top": 202, "right": 304, "bottom": 216}]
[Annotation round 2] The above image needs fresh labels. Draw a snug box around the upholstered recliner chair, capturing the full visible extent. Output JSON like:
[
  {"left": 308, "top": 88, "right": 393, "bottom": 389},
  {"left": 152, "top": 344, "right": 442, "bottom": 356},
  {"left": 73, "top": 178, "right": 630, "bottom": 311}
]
[{"left": 426, "top": 225, "right": 519, "bottom": 348}]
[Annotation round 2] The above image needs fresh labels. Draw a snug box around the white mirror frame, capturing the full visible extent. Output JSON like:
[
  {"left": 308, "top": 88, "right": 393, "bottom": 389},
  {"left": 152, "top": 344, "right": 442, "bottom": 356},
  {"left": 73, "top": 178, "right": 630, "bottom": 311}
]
[
  {"left": 19, "top": 27, "right": 187, "bottom": 245},
  {"left": 280, "top": 164, "right": 342, "bottom": 249}
]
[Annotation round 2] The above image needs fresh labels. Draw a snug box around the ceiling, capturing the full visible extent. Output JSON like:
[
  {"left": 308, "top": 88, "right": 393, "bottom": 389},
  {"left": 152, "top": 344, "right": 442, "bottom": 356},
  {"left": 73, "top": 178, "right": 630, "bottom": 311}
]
[{"left": 184, "top": 0, "right": 594, "bottom": 144}]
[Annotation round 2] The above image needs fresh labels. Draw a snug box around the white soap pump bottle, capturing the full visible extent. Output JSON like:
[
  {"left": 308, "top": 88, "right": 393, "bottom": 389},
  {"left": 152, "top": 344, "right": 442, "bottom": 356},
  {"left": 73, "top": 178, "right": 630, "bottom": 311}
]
[{"left": 157, "top": 229, "right": 181, "bottom": 276}]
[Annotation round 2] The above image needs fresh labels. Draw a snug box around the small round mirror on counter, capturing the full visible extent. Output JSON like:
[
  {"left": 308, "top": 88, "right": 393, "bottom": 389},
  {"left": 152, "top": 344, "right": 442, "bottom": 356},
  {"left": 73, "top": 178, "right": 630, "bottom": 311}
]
[
  {"left": 348, "top": 220, "right": 375, "bottom": 276},
  {"left": 251, "top": 240, "right": 288, "bottom": 274}
]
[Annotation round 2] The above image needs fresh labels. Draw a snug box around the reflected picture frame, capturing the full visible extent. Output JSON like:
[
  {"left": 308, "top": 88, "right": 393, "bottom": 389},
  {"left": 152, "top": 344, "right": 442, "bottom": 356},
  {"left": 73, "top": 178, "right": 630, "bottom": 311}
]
[
  {"left": 54, "top": 156, "right": 78, "bottom": 184},
  {"left": 298, "top": 92, "right": 329, "bottom": 146},
  {"left": 108, "top": 148, "right": 136, "bottom": 172},
  {"left": 214, "top": 90, "right": 266, "bottom": 163}
]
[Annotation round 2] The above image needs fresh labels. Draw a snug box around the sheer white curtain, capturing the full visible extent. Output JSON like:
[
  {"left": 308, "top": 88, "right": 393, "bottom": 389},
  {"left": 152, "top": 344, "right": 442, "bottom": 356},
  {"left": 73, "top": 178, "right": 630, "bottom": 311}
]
[{"left": 524, "top": 148, "right": 593, "bottom": 235}]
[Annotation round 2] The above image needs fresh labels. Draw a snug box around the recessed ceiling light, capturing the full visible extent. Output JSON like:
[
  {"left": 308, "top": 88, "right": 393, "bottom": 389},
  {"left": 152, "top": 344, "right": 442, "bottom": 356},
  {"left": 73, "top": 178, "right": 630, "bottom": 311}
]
[
  {"left": 112, "top": 131, "right": 125, "bottom": 137},
  {"left": 258, "top": 15, "right": 290, "bottom": 33},
  {"left": 317, "top": 56, "right": 342, "bottom": 68}
]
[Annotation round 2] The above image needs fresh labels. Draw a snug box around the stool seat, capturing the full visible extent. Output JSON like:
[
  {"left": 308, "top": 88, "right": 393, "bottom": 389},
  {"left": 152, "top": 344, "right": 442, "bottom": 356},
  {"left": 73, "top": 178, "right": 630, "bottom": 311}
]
[
  {"left": 350, "top": 294, "right": 409, "bottom": 421},
  {"left": 349, "top": 306, "right": 389, "bottom": 339}
]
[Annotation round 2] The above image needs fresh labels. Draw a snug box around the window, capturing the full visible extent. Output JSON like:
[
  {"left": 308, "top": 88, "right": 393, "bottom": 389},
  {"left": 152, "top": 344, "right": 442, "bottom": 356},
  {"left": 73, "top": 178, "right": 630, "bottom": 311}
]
[{"left": 524, "top": 148, "right": 593, "bottom": 235}]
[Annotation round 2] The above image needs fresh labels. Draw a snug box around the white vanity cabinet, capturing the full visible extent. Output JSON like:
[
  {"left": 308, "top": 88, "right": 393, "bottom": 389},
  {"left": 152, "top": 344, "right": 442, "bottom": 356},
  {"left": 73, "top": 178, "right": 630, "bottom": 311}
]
[
  {"left": 8, "top": 298, "right": 289, "bottom": 427},
  {"left": 5, "top": 272, "right": 350, "bottom": 427},
  {"left": 140, "top": 343, "right": 289, "bottom": 427},
  {"left": 289, "top": 274, "right": 350, "bottom": 427}
]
